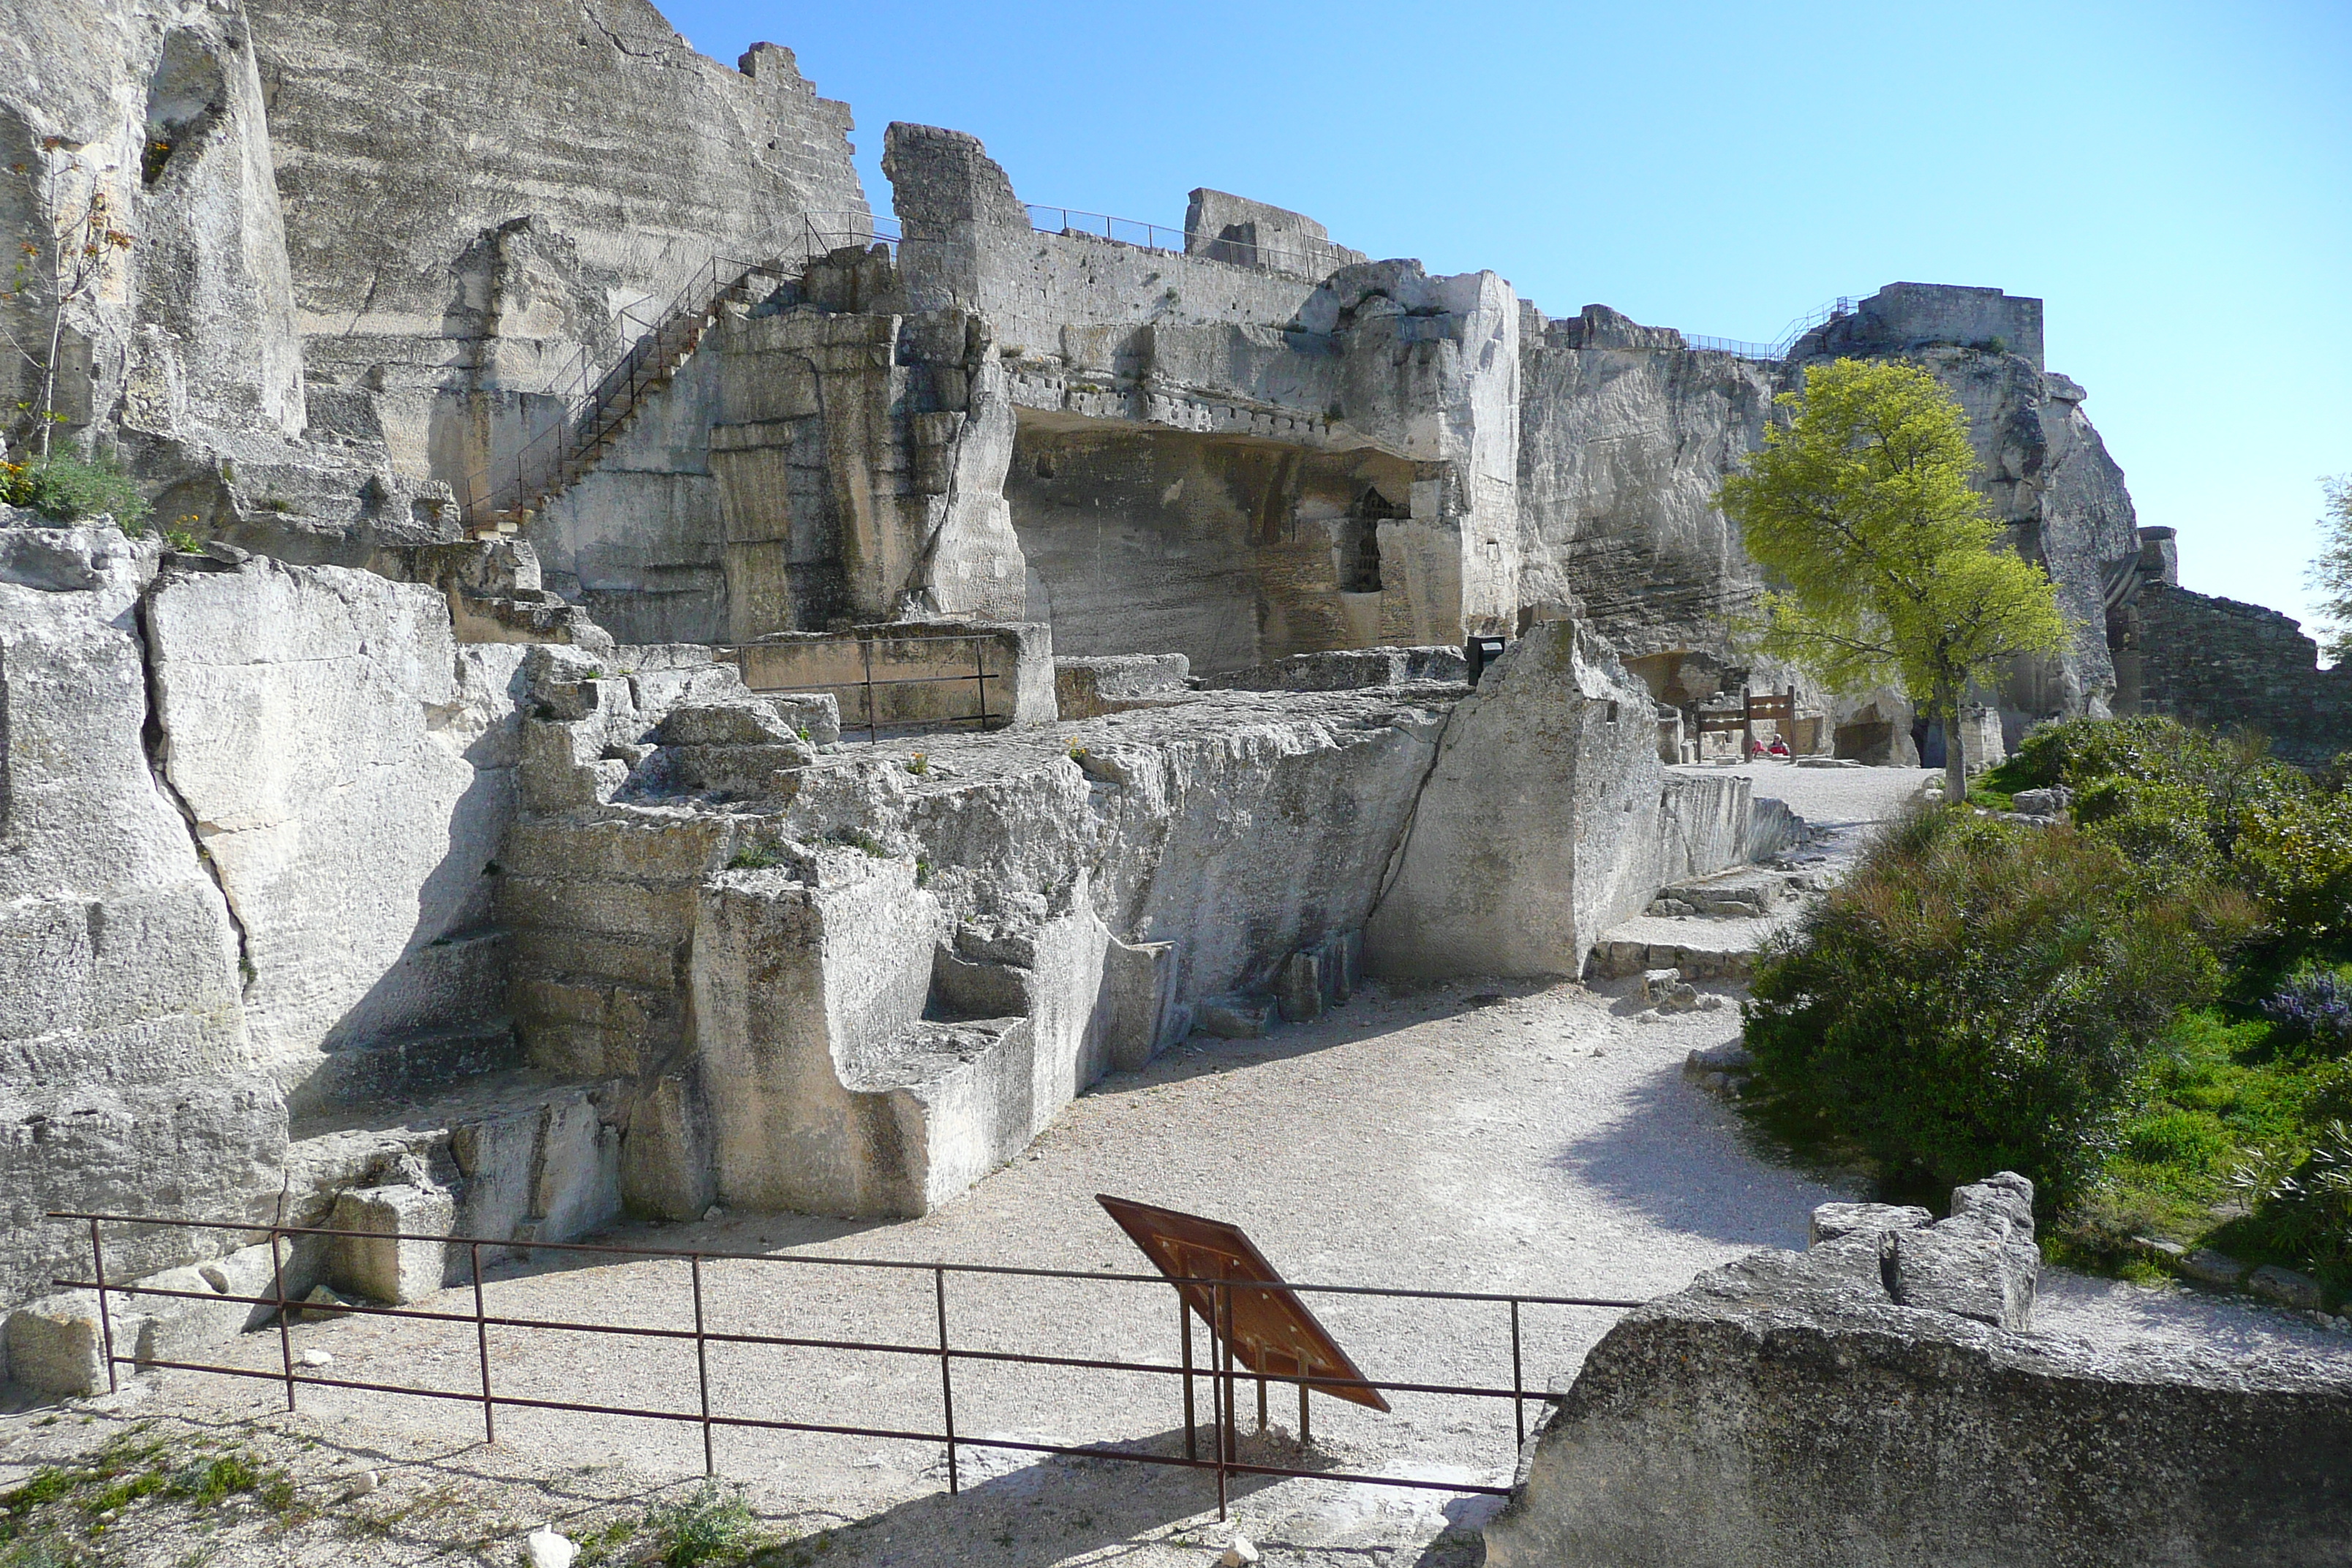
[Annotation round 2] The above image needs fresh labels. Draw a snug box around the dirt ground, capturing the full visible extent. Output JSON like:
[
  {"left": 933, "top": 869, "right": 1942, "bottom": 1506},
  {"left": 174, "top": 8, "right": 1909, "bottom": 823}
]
[{"left": 7, "top": 764, "right": 2345, "bottom": 1566}]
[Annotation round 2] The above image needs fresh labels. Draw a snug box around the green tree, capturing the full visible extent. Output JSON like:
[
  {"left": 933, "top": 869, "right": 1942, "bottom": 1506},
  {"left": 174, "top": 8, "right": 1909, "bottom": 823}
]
[
  {"left": 1719, "top": 357, "right": 2068, "bottom": 802},
  {"left": 2307, "top": 475, "right": 2352, "bottom": 663}
]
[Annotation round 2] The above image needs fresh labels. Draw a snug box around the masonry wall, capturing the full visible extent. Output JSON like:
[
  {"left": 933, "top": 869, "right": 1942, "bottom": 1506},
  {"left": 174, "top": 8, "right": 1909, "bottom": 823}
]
[{"left": 2120, "top": 580, "right": 2352, "bottom": 764}]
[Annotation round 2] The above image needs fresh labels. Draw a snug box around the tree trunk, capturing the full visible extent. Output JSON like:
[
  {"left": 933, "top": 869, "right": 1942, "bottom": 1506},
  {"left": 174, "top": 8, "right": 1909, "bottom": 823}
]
[{"left": 1938, "top": 679, "right": 1967, "bottom": 804}]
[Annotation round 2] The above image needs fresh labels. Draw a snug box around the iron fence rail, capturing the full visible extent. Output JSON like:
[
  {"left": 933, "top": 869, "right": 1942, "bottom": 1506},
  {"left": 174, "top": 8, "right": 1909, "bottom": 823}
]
[{"left": 51, "top": 1210, "right": 1642, "bottom": 1520}]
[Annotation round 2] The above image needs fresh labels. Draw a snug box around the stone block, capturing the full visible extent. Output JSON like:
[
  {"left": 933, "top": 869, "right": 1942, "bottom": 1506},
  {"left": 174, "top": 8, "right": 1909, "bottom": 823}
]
[
  {"left": 1803, "top": 1229, "right": 1896, "bottom": 1293},
  {"left": 1366, "top": 622, "right": 1665, "bottom": 979},
  {"left": 1485, "top": 1197, "right": 2352, "bottom": 1568},
  {"left": 331, "top": 1184, "right": 456, "bottom": 1305},
  {"left": 1055, "top": 654, "right": 1191, "bottom": 719},
  {"left": 126, "top": 1264, "right": 250, "bottom": 1368},
  {"left": 1640, "top": 968, "right": 1698, "bottom": 1010},
  {"left": 1198, "top": 996, "right": 1276, "bottom": 1039},
  {"left": 5, "top": 1292, "right": 127, "bottom": 1398},
  {"left": 1278, "top": 952, "right": 1324, "bottom": 1022},
  {"left": 2248, "top": 1264, "right": 2325, "bottom": 1311},
  {"left": 1104, "top": 938, "right": 1179, "bottom": 1073},
  {"left": 619, "top": 1071, "right": 716, "bottom": 1223},
  {"left": 2176, "top": 1248, "right": 2250, "bottom": 1285},
  {"left": 656, "top": 701, "right": 803, "bottom": 747},
  {"left": 1949, "top": 1169, "right": 2037, "bottom": 1238},
  {"left": 1888, "top": 1215, "right": 2038, "bottom": 1330},
  {"left": 1809, "top": 1202, "right": 1932, "bottom": 1248},
  {"left": 200, "top": 1242, "right": 306, "bottom": 1327},
  {"left": 1684, "top": 1042, "right": 1754, "bottom": 1077}
]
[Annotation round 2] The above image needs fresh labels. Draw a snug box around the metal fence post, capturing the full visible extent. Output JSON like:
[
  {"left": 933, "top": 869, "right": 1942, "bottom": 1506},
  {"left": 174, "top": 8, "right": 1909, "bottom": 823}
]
[
  {"left": 861, "top": 637, "right": 879, "bottom": 743},
  {"left": 269, "top": 1226, "right": 295, "bottom": 1412},
  {"left": 1510, "top": 1299, "right": 1526, "bottom": 1448},
  {"left": 86, "top": 1219, "right": 116, "bottom": 1395},
  {"left": 1180, "top": 1294, "right": 1196, "bottom": 1462},
  {"left": 934, "top": 1267, "right": 959, "bottom": 1495},
  {"left": 693, "top": 1254, "right": 714, "bottom": 1477},
  {"left": 472, "top": 1241, "right": 495, "bottom": 1444},
  {"left": 1212, "top": 1279, "right": 1228, "bottom": 1521}
]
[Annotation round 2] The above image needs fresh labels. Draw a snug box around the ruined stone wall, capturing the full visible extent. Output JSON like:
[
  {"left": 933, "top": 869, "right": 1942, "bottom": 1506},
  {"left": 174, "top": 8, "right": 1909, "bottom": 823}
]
[
  {"left": 247, "top": 0, "right": 867, "bottom": 491},
  {"left": 1183, "top": 189, "right": 1368, "bottom": 278},
  {"left": 883, "top": 124, "right": 1322, "bottom": 358},
  {"left": 2119, "top": 578, "right": 2352, "bottom": 764}
]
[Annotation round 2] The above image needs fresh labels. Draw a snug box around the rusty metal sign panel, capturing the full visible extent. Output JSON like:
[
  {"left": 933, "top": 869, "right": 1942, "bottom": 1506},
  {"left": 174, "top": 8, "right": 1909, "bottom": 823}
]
[{"left": 1097, "top": 1194, "right": 1390, "bottom": 1413}]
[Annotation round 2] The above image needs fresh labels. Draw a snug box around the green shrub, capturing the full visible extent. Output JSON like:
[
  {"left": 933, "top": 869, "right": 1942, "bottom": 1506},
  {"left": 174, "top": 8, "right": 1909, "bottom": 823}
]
[
  {"left": 2009, "top": 714, "right": 2215, "bottom": 792},
  {"left": 2230, "top": 1117, "right": 2352, "bottom": 1281},
  {"left": 1, "top": 453, "right": 151, "bottom": 528},
  {"left": 1743, "top": 807, "right": 2255, "bottom": 1207},
  {"left": 2238, "top": 789, "right": 2352, "bottom": 942},
  {"left": 642, "top": 1482, "right": 765, "bottom": 1567}
]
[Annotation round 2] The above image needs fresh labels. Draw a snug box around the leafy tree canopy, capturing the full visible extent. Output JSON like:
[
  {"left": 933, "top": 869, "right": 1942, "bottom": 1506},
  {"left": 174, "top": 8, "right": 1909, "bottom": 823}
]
[
  {"left": 2307, "top": 475, "right": 2352, "bottom": 663},
  {"left": 1719, "top": 357, "right": 2068, "bottom": 794}
]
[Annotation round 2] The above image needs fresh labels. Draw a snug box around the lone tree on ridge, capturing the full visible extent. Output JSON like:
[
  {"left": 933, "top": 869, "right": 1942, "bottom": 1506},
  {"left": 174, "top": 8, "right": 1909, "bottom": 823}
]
[
  {"left": 1719, "top": 357, "right": 2068, "bottom": 802},
  {"left": 2304, "top": 475, "right": 2352, "bottom": 663}
]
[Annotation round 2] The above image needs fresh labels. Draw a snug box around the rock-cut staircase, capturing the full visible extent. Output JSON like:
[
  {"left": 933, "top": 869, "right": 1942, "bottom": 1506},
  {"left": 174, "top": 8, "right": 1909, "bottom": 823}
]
[{"left": 470, "top": 255, "right": 796, "bottom": 535}]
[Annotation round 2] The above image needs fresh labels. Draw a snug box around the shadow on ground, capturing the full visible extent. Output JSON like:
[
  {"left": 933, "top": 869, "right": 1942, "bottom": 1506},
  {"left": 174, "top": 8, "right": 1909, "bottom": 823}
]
[{"left": 1546, "top": 1063, "right": 1836, "bottom": 1249}]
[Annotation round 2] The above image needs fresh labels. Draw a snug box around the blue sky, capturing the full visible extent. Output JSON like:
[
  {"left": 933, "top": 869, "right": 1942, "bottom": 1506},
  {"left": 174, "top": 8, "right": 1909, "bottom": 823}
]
[{"left": 660, "top": 1, "right": 2351, "bottom": 633}]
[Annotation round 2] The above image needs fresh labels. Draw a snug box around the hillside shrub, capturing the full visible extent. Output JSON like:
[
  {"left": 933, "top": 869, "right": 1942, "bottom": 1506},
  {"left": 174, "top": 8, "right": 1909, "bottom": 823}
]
[
  {"left": 0, "top": 452, "right": 151, "bottom": 528},
  {"left": 1743, "top": 807, "right": 2254, "bottom": 1207}
]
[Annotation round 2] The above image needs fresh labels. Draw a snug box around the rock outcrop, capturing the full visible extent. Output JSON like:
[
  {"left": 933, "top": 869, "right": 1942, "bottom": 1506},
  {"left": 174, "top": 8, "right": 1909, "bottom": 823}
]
[
  {"left": 145, "top": 557, "right": 527, "bottom": 1109},
  {"left": 1485, "top": 1175, "right": 2352, "bottom": 1567}
]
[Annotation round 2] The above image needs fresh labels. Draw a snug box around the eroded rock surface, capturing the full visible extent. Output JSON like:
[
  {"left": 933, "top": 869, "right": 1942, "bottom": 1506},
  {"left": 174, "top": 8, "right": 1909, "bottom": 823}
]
[{"left": 1486, "top": 1173, "right": 2352, "bottom": 1568}]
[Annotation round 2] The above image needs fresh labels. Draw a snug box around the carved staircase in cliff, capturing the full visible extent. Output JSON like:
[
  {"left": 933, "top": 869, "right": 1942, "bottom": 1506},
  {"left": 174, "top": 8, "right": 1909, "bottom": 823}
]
[{"left": 463, "top": 214, "right": 881, "bottom": 535}]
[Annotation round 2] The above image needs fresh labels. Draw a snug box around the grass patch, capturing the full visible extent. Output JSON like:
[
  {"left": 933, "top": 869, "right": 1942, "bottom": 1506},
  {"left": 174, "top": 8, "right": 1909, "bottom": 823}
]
[
  {"left": 641, "top": 1482, "right": 768, "bottom": 1567},
  {"left": 0, "top": 1428, "right": 294, "bottom": 1563},
  {"left": 1, "top": 453, "right": 151, "bottom": 529}
]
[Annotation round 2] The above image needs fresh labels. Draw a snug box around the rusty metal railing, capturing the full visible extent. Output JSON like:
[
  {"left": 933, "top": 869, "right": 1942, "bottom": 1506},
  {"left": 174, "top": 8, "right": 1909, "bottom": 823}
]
[
  {"left": 718, "top": 630, "right": 1006, "bottom": 745},
  {"left": 50, "top": 1211, "right": 1640, "bottom": 1521}
]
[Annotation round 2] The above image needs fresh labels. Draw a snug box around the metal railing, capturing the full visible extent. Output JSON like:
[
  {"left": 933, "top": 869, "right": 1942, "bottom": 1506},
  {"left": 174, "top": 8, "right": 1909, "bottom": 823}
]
[
  {"left": 51, "top": 1211, "right": 1640, "bottom": 1522},
  {"left": 454, "top": 214, "right": 886, "bottom": 528},
  {"left": 1019, "top": 205, "right": 1346, "bottom": 278},
  {"left": 721, "top": 630, "right": 1009, "bottom": 744},
  {"left": 1683, "top": 296, "right": 1859, "bottom": 362}
]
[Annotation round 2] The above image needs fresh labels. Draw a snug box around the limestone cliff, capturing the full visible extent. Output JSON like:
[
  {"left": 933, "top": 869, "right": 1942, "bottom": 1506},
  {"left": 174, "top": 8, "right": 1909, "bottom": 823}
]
[
  {"left": 1793, "top": 285, "right": 2141, "bottom": 723},
  {"left": 1515, "top": 304, "right": 1777, "bottom": 668},
  {"left": 248, "top": 0, "right": 868, "bottom": 505}
]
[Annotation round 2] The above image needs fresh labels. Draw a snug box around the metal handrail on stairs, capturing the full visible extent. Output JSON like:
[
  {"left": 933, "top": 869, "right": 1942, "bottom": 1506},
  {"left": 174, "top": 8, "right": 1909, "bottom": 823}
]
[{"left": 456, "top": 213, "right": 883, "bottom": 529}]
